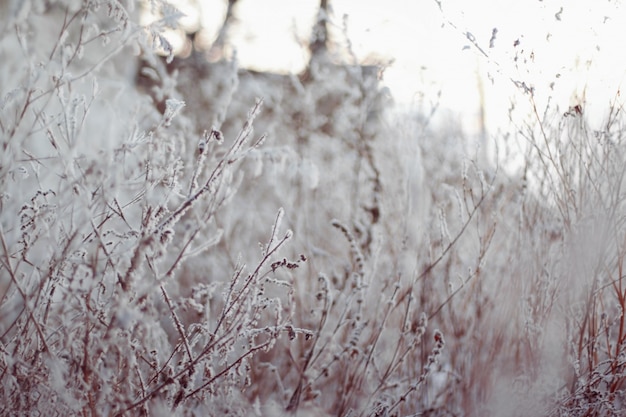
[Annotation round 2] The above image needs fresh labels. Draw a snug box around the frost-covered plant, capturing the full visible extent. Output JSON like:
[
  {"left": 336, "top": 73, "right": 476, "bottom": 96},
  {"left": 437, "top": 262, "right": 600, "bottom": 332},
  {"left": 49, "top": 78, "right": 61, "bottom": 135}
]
[
  {"left": 149, "top": 6, "right": 506, "bottom": 415},
  {"left": 0, "top": 1, "right": 302, "bottom": 416},
  {"left": 509, "top": 98, "right": 626, "bottom": 417},
  {"left": 10, "top": 0, "right": 626, "bottom": 416}
]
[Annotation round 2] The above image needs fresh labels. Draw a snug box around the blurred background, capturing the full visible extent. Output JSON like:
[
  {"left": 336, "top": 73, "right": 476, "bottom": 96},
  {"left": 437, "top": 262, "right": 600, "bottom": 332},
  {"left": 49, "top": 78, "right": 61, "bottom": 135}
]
[{"left": 143, "top": 0, "right": 626, "bottom": 135}]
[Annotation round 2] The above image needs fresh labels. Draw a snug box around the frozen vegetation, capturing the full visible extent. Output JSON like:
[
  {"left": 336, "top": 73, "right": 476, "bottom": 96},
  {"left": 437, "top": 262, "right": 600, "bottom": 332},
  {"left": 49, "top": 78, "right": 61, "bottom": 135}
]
[{"left": 1, "top": 1, "right": 626, "bottom": 416}]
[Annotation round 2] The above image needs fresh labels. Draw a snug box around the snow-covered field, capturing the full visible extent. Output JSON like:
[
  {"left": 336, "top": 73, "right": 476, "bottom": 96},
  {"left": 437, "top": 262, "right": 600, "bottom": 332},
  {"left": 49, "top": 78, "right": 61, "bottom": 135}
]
[{"left": 2, "top": 1, "right": 626, "bottom": 416}]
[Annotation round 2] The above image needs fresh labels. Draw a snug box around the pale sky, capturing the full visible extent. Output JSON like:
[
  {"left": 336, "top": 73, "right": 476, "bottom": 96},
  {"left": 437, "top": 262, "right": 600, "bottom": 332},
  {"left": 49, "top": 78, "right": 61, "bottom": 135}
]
[{"left": 153, "top": 0, "right": 626, "bottom": 133}]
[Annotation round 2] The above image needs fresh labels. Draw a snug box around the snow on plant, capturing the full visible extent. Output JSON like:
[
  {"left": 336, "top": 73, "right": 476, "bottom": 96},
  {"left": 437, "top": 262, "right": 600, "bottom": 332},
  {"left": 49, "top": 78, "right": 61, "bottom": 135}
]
[
  {"left": 0, "top": 1, "right": 509, "bottom": 415},
  {"left": 0, "top": 1, "right": 304, "bottom": 415},
  {"left": 445, "top": 10, "right": 626, "bottom": 417},
  {"left": 512, "top": 97, "right": 626, "bottom": 417},
  {"left": 4, "top": 0, "right": 626, "bottom": 416}
]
